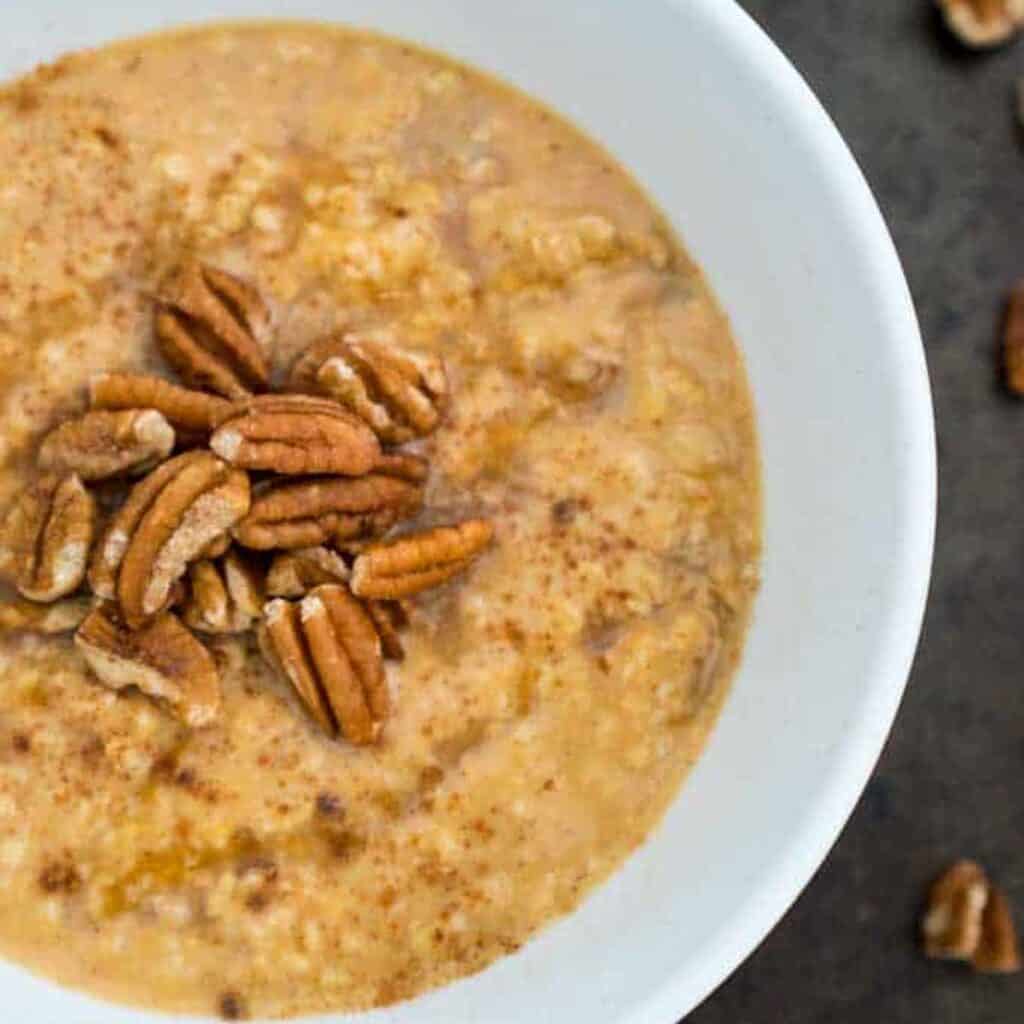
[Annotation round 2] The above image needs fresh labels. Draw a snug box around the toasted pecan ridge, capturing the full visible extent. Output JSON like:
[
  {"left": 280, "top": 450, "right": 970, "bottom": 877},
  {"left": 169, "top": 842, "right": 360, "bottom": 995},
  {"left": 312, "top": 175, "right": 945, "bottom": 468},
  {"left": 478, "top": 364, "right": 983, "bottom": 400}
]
[
  {"left": 75, "top": 603, "right": 219, "bottom": 726},
  {"left": 350, "top": 519, "right": 494, "bottom": 599},
  {"left": 0, "top": 473, "right": 95, "bottom": 602},
  {"left": 90, "top": 373, "right": 233, "bottom": 437},
  {"left": 234, "top": 474, "right": 421, "bottom": 551},
  {"left": 375, "top": 451, "right": 430, "bottom": 484},
  {"left": 155, "top": 261, "right": 270, "bottom": 398},
  {"left": 210, "top": 395, "right": 380, "bottom": 476},
  {"left": 39, "top": 409, "right": 175, "bottom": 480},
  {"left": 289, "top": 334, "right": 448, "bottom": 444},
  {"left": 365, "top": 599, "right": 407, "bottom": 661}
]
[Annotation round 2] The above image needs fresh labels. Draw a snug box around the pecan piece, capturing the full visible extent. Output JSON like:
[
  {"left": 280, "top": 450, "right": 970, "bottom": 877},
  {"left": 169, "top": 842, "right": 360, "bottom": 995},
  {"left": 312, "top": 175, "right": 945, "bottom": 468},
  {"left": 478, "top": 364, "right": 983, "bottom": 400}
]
[
  {"left": 259, "top": 584, "right": 388, "bottom": 744},
  {"left": 182, "top": 549, "right": 264, "bottom": 634},
  {"left": 289, "top": 335, "right": 448, "bottom": 444},
  {"left": 75, "top": 604, "right": 219, "bottom": 726},
  {"left": 234, "top": 474, "right": 421, "bottom": 551},
  {"left": 0, "top": 473, "right": 95, "bottom": 601},
  {"left": 973, "top": 885, "right": 1022, "bottom": 974},
  {"left": 0, "top": 596, "right": 92, "bottom": 634},
  {"left": 1003, "top": 280, "right": 1024, "bottom": 396},
  {"left": 375, "top": 451, "right": 430, "bottom": 484},
  {"left": 936, "top": 0, "right": 1024, "bottom": 47},
  {"left": 211, "top": 395, "right": 380, "bottom": 476},
  {"left": 923, "top": 860, "right": 990, "bottom": 961},
  {"left": 90, "top": 373, "right": 233, "bottom": 438},
  {"left": 88, "top": 451, "right": 250, "bottom": 624},
  {"left": 155, "top": 261, "right": 271, "bottom": 398},
  {"left": 265, "top": 547, "right": 351, "bottom": 598},
  {"left": 38, "top": 409, "right": 175, "bottom": 480},
  {"left": 350, "top": 519, "right": 494, "bottom": 599},
  {"left": 922, "top": 860, "right": 1021, "bottom": 973}
]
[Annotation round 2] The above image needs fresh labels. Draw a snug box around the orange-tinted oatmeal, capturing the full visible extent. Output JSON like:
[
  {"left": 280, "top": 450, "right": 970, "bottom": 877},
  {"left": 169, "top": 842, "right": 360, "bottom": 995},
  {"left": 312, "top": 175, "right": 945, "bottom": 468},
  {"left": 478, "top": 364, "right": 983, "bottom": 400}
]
[{"left": 0, "top": 22, "right": 760, "bottom": 1018}]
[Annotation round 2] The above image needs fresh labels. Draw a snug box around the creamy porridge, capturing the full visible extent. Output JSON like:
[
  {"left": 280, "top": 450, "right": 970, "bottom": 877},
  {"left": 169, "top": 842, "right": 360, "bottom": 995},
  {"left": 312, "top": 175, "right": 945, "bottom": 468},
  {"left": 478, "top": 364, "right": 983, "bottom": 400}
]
[{"left": 0, "top": 22, "right": 760, "bottom": 1020}]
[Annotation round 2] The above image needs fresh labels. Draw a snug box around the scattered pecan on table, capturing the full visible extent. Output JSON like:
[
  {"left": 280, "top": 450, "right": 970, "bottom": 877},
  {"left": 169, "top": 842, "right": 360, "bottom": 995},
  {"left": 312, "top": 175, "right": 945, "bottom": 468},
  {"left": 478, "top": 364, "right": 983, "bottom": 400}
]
[
  {"left": 922, "top": 859, "right": 1022, "bottom": 974},
  {"left": 1001, "top": 279, "right": 1024, "bottom": 396},
  {"left": 936, "top": 0, "right": 1024, "bottom": 48}
]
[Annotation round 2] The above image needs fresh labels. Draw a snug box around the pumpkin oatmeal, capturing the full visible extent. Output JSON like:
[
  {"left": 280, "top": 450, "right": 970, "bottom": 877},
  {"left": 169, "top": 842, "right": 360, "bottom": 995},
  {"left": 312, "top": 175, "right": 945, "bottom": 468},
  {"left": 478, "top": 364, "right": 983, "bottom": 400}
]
[{"left": 0, "top": 21, "right": 760, "bottom": 1019}]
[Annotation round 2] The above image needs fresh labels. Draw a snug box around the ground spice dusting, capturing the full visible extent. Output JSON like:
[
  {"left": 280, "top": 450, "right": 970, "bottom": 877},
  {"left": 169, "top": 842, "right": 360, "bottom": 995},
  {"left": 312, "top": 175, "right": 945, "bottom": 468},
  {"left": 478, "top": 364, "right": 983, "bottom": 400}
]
[{"left": 38, "top": 861, "right": 81, "bottom": 895}]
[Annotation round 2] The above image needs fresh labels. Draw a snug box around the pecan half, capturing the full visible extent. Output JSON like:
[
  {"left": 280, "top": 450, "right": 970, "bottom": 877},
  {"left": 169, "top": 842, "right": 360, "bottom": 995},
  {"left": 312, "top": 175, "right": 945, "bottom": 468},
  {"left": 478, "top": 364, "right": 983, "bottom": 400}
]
[
  {"left": 0, "top": 596, "right": 92, "bottom": 634},
  {"left": 258, "top": 600, "right": 334, "bottom": 735},
  {"left": 233, "top": 474, "right": 421, "bottom": 551},
  {"left": 90, "top": 373, "right": 233, "bottom": 438},
  {"left": 182, "top": 549, "right": 264, "bottom": 634},
  {"left": 0, "top": 473, "right": 95, "bottom": 601},
  {"left": 259, "top": 584, "right": 388, "bottom": 744},
  {"left": 88, "top": 451, "right": 250, "bottom": 624},
  {"left": 210, "top": 395, "right": 380, "bottom": 476},
  {"left": 155, "top": 261, "right": 271, "bottom": 398},
  {"left": 936, "top": 0, "right": 1024, "bottom": 47},
  {"left": 265, "top": 547, "right": 351, "bottom": 598},
  {"left": 922, "top": 860, "right": 1021, "bottom": 973},
  {"left": 75, "top": 604, "right": 219, "bottom": 726},
  {"left": 350, "top": 519, "right": 494, "bottom": 599},
  {"left": 38, "top": 409, "right": 175, "bottom": 480},
  {"left": 289, "top": 335, "right": 448, "bottom": 444}
]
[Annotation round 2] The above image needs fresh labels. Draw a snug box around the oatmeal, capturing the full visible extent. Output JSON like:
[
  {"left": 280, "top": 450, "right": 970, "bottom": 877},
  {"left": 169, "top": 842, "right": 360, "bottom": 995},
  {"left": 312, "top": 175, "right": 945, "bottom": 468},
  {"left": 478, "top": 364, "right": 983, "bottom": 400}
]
[{"left": 0, "top": 22, "right": 760, "bottom": 1019}]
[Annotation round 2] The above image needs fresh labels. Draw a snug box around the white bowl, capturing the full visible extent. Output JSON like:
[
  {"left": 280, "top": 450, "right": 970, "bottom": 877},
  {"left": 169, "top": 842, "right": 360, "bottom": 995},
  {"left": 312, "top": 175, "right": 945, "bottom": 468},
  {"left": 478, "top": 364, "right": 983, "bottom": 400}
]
[{"left": 0, "top": 2, "right": 935, "bottom": 1021}]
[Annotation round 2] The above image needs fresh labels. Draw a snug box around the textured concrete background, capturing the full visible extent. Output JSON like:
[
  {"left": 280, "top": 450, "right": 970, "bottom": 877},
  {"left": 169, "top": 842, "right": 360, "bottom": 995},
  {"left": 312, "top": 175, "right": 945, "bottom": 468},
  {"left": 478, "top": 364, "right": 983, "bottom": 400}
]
[{"left": 688, "top": 3, "right": 1024, "bottom": 1021}]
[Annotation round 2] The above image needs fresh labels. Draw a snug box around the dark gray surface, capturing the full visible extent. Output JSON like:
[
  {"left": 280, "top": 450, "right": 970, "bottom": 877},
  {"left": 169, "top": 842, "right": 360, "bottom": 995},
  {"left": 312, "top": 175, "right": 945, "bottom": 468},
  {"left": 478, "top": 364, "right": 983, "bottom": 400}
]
[{"left": 688, "top": 3, "right": 1023, "bottom": 1022}]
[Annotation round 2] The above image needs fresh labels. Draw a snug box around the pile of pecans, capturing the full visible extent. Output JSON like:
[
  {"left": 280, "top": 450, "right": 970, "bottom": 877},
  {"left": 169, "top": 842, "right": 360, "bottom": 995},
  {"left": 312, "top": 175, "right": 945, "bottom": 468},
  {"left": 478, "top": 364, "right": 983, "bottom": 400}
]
[{"left": 0, "top": 261, "right": 493, "bottom": 744}]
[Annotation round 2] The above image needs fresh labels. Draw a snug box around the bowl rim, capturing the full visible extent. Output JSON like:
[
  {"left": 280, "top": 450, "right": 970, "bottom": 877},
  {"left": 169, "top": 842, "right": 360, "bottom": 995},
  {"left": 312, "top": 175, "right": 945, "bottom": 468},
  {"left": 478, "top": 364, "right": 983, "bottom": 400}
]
[
  {"left": 0, "top": 3, "right": 936, "bottom": 1021},
  {"left": 623, "top": 2, "right": 936, "bottom": 1019}
]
